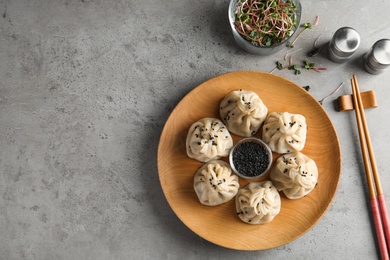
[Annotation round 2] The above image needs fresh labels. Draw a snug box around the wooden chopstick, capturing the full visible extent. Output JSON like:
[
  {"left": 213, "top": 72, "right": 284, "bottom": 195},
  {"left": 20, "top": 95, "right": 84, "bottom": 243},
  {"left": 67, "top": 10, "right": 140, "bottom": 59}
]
[
  {"left": 352, "top": 75, "right": 390, "bottom": 252},
  {"left": 351, "top": 74, "right": 390, "bottom": 259}
]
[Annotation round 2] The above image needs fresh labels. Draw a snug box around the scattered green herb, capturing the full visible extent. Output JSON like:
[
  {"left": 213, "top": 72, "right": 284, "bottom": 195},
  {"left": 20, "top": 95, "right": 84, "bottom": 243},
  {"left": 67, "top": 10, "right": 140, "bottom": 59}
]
[
  {"left": 270, "top": 59, "right": 327, "bottom": 75},
  {"left": 234, "top": 0, "right": 299, "bottom": 47},
  {"left": 269, "top": 16, "right": 327, "bottom": 76}
]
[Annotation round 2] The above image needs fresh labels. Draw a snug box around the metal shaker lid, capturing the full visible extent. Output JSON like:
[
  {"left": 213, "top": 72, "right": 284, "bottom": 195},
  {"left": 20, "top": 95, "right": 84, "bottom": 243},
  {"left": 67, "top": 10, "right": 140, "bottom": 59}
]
[
  {"left": 366, "top": 39, "right": 390, "bottom": 70},
  {"left": 329, "top": 27, "right": 360, "bottom": 57}
]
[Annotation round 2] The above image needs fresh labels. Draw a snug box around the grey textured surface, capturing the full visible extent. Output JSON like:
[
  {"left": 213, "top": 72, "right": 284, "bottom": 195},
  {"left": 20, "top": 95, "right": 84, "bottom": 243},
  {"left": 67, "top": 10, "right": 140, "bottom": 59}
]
[{"left": 1, "top": 0, "right": 390, "bottom": 259}]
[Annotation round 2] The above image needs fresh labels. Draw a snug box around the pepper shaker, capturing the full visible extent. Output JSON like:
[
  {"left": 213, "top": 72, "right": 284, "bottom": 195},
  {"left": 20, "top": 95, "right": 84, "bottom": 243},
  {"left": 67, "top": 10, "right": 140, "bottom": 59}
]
[
  {"left": 328, "top": 27, "right": 360, "bottom": 63},
  {"left": 363, "top": 39, "right": 390, "bottom": 75}
]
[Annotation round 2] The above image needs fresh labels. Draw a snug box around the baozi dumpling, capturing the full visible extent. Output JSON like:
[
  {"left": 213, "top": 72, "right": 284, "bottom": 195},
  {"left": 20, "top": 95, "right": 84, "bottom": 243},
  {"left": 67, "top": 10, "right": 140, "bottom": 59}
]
[
  {"left": 235, "top": 181, "right": 281, "bottom": 224},
  {"left": 262, "top": 112, "right": 307, "bottom": 154},
  {"left": 220, "top": 90, "right": 268, "bottom": 137},
  {"left": 186, "top": 117, "right": 233, "bottom": 162},
  {"left": 194, "top": 160, "right": 239, "bottom": 206},
  {"left": 270, "top": 152, "right": 318, "bottom": 199}
]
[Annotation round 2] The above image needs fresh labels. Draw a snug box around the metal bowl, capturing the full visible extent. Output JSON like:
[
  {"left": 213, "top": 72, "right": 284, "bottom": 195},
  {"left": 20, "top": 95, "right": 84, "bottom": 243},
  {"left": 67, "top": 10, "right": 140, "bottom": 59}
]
[
  {"left": 229, "top": 137, "right": 273, "bottom": 180},
  {"left": 228, "top": 0, "right": 302, "bottom": 56}
]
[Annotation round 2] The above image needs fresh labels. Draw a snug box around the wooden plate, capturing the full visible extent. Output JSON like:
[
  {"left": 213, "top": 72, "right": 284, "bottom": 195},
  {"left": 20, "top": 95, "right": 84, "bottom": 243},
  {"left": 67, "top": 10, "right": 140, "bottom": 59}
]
[{"left": 157, "top": 71, "right": 341, "bottom": 250}]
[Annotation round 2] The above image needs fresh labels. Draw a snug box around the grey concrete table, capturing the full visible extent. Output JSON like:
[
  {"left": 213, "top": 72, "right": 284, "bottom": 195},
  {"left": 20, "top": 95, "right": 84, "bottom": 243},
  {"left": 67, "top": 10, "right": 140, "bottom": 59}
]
[{"left": 1, "top": 0, "right": 389, "bottom": 259}]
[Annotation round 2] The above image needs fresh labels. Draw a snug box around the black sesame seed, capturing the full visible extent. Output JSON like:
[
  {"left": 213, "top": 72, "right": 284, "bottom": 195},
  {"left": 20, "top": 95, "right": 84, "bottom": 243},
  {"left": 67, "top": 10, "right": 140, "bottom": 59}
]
[{"left": 232, "top": 141, "right": 270, "bottom": 177}]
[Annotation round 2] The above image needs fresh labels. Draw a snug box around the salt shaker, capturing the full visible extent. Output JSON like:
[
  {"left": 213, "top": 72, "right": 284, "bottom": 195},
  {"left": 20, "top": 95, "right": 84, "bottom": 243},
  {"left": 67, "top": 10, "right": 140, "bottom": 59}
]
[
  {"left": 328, "top": 27, "right": 360, "bottom": 63},
  {"left": 363, "top": 39, "right": 390, "bottom": 74}
]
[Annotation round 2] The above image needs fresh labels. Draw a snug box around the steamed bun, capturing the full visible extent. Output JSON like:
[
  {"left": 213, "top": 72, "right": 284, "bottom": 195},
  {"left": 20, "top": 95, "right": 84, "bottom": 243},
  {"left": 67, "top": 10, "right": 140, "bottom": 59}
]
[
  {"left": 270, "top": 152, "right": 318, "bottom": 199},
  {"left": 235, "top": 181, "right": 281, "bottom": 224},
  {"left": 262, "top": 112, "right": 307, "bottom": 154},
  {"left": 186, "top": 117, "right": 233, "bottom": 162},
  {"left": 194, "top": 160, "right": 239, "bottom": 206},
  {"left": 220, "top": 90, "right": 268, "bottom": 137}
]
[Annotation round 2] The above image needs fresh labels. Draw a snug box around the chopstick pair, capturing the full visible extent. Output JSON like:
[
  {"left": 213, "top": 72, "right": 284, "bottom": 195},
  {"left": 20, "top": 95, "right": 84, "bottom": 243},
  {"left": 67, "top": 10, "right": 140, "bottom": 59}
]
[{"left": 351, "top": 75, "right": 390, "bottom": 260}]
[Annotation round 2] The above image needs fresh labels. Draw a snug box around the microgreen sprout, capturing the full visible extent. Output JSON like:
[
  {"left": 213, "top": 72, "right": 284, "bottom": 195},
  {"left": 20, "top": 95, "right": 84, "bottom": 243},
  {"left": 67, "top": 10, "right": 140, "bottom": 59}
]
[
  {"left": 303, "top": 60, "right": 327, "bottom": 72},
  {"left": 304, "top": 60, "right": 315, "bottom": 70},
  {"left": 318, "top": 82, "right": 345, "bottom": 105},
  {"left": 307, "top": 34, "right": 324, "bottom": 57},
  {"left": 287, "top": 15, "right": 319, "bottom": 48},
  {"left": 269, "top": 60, "right": 286, "bottom": 73},
  {"left": 288, "top": 64, "right": 301, "bottom": 75},
  {"left": 234, "top": 0, "right": 298, "bottom": 47},
  {"left": 284, "top": 48, "right": 302, "bottom": 60},
  {"left": 270, "top": 55, "right": 293, "bottom": 73},
  {"left": 277, "top": 61, "right": 284, "bottom": 70}
]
